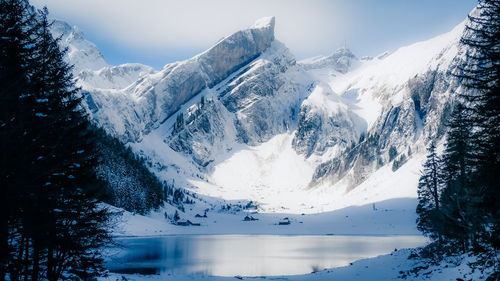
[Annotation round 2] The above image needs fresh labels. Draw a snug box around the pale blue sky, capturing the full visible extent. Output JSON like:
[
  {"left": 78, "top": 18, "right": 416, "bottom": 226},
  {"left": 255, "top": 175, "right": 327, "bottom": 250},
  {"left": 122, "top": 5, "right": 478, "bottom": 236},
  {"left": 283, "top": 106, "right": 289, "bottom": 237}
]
[{"left": 31, "top": 0, "right": 477, "bottom": 69}]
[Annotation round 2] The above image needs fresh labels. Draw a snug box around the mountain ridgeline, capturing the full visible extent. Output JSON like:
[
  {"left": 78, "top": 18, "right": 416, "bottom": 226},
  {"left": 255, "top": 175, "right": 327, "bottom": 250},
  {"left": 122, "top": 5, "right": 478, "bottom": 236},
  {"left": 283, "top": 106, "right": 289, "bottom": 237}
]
[{"left": 55, "top": 14, "right": 471, "bottom": 196}]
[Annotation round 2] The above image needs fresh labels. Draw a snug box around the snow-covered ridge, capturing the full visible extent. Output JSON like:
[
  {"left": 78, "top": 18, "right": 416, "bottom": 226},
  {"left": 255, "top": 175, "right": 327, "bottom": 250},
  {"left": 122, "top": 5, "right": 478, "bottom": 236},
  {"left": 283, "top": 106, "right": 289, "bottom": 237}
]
[
  {"left": 330, "top": 20, "right": 466, "bottom": 104},
  {"left": 54, "top": 17, "right": 277, "bottom": 142},
  {"left": 77, "top": 63, "right": 156, "bottom": 90},
  {"left": 299, "top": 48, "right": 359, "bottom": 74},
  {"left": 307, "top": 19, "right": 468, "bottom": 190},
  {"left": 50, "top": 20, "right": 158, "bottom": 95}
]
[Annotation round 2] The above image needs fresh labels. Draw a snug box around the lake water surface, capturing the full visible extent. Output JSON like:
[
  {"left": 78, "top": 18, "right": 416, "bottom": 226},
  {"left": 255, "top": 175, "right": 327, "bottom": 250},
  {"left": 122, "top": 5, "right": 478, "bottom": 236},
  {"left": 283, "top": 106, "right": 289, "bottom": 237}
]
[{"left": 107, "top": 235, "right": 427, "bottom": 277}]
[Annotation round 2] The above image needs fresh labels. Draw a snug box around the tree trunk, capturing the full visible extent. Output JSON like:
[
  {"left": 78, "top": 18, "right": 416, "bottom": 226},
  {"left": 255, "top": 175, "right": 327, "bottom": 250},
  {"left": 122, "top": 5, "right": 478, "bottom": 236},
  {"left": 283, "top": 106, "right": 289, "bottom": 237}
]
[
  {"left": 47, "top": 242, "right": 54, "bottom": 281},
  {"left": 23, "top": 237, "right": 29, "bottom": 281},
  {"left": 31, "top": 239, "right": 39, "bottom": 281},
  {"left": 0, "top": 220, "right": 7, "bottom": 281}
]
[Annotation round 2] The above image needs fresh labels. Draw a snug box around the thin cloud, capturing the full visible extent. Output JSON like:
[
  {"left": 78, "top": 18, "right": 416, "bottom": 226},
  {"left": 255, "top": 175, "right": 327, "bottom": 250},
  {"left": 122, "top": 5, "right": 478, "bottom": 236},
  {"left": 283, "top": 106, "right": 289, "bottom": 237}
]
[
  {"left": 30, "top": 0, "right": 350, "bottom": 58},
  {"left": 29, "top": 0, "right": 476, "bottom": 68}
]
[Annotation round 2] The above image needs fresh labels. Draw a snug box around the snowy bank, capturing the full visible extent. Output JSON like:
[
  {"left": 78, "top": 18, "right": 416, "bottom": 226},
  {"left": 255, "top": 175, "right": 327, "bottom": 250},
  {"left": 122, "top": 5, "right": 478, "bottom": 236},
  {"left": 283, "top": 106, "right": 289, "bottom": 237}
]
[
  {"left": 112, "top": 197, "right": 420, "bottom": 237},
  {"left": 99, "top": 248, "right": 495, "bottom": 281}
]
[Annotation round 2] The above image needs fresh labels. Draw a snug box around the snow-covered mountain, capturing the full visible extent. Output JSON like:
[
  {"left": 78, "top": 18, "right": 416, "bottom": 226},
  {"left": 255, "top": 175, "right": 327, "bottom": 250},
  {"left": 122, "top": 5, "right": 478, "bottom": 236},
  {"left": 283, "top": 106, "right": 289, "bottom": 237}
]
[
  {"left": 306, "top": 21, "right": 466, "bottom": 191},
  {"left": 53, "top": 15, "right": 469, "bottom": 214}
]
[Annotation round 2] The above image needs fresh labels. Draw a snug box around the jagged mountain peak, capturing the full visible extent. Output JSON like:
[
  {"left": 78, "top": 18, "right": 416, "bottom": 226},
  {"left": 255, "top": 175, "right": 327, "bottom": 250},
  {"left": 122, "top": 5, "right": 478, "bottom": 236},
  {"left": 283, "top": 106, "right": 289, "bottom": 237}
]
[
  {"left": 299, "top": 47, "right": 358, "bottom": 73},
  {"left": 180, "top": 16, "right": 276, "bottom": 88},
  {"left": 68, "top": 17, "right": 282, "bottom": 142},
  {"left": 198, "top": 16, "right": 275, "bottom": 55},
  {"left": 251, "top": 16, "right": 275, "bottom": 29},
  {"left": 50, "top": 20, "right": 108, "bottom": 73}
]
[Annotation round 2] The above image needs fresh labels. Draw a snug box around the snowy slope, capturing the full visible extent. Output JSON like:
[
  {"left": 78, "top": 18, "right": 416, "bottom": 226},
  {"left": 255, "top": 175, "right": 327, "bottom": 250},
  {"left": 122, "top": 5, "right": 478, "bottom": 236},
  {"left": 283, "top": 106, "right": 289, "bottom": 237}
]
[
  {"left": 77, "top": 63, "right": 156, "bottom": 90},
  {"left": 50, "top": 20, "right": 108, "bottom": 73},
  {"left": 305, "top": 20, "right": 467, "bottom": 190},
  {"left": 136, "top": 17, "right": 467, "bottom": 214}
]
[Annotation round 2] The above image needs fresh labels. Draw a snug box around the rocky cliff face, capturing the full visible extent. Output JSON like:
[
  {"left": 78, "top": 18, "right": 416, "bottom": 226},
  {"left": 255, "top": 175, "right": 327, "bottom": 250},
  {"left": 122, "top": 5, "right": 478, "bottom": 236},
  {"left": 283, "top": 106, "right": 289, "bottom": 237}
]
[
  {"left": 125, "top": 17, "right": 277, "bottom": 139},
  {"left": 50, "top": 20, "right": 108, "bottom": 73},
  {"left": 63, "top": 17, "right": 278, "bottom": 143},
  {"left": 168, "top": 98, "right": 237, "bottom": 167},
  {"left": 291, "top": 83, "right": 359, "bottom": 159},
  {"left": 218, "top": 41, "right": 303, "bottom": 145},
  {"left": 165, "top": 40, "right": 310, "bottom": 167}
]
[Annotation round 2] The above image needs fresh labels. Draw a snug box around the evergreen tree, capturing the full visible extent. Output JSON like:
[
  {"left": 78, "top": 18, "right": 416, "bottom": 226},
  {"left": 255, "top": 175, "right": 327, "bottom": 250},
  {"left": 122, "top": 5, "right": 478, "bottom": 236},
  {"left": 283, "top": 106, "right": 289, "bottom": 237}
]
[
  {"left": 416, "top": 142, "right": 443, "bottom": 240},
  {"left": 388, "top": 146, "right": 398, "bottom": 162},
  {"left": 32, "top": 9, "right": 112, "bottom": 281},
  {"left": 94, "top": 127, "right": 164, "bottom": 215},
  {"left": 439, "top": 103, "right": 479, "bottom": 250},
  {"left": 0, "top": 2, "right": 112, "bottom": 280},
  {"left": 454, "top": 0, "right": 500, "bottom": 252},
  {"left": 415, "top": 2, "right": 499, "bottom": 275},
  {"left": 0, "top": 0, "right": 39, "bottom": 278}
]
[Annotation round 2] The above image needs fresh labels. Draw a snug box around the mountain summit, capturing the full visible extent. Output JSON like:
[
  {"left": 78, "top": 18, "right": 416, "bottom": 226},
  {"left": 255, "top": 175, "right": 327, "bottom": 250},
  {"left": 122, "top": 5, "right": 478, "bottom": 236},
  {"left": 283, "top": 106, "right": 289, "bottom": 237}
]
[{"left": 64, "top": 17, "right": 279, "bottom": 141}]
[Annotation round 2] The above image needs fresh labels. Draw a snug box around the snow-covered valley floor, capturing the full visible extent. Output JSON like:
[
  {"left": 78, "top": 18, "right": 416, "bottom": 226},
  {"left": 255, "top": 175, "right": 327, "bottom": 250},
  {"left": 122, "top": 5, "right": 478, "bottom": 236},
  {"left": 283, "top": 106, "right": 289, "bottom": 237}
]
[
  {"left": 113, "top": 197, "right": 419, "bottom": 237},
  {"left": 103, "top": 165, "right": 434, "bottom": 280},
  {"left": 101, "top": 152, "right": 495, "bottom": 281},
  {"left": 101, "top": 131, "right": 496, "bottom": 281},
  {"left": 117, "top": 130, "right": 426, "bottom": 237},
  {"left": 105, "top": 134, "right": 435, "bottom": 280}
]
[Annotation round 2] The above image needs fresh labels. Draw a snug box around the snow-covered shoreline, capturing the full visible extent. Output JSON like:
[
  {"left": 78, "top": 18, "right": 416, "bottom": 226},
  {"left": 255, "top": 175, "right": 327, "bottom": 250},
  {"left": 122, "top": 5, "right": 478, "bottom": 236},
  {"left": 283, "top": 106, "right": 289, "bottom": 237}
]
[
  {"left": 100, "top": 247, "right": 493, "bottom": 281},
  {"left": 104, "top": 194, "right": 494, "bottom": 281}
]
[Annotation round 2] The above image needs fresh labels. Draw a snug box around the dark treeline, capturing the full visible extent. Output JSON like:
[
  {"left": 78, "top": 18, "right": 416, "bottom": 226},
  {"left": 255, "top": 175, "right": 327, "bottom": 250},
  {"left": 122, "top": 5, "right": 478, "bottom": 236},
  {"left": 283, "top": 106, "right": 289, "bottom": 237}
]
[
  {"left": 416, "top": 0, "right": 499, "bottom": 278},
  {"left": 94, "top": 127, "right": 164, "bottom": 215},
  {"left": 0, "top": 0, "right": 164, "bottom": 280},
  {"left": 0, "top": 1, "right": 111, "bottom": 280}
]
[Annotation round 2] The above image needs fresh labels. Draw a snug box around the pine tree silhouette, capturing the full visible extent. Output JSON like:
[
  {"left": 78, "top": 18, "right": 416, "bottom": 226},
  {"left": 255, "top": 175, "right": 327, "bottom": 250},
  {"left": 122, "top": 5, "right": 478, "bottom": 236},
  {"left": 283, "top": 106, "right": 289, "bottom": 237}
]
[{"left": 0, "top": 2, "right": 112, "bottom": 280}]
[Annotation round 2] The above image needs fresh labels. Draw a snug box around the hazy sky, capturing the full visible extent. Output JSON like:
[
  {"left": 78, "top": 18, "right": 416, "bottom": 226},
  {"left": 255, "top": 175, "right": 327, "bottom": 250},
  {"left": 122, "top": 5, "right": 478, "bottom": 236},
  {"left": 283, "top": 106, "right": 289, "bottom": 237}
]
[{"left": 30, "top": 0, "right": 477, "bottom": 69}]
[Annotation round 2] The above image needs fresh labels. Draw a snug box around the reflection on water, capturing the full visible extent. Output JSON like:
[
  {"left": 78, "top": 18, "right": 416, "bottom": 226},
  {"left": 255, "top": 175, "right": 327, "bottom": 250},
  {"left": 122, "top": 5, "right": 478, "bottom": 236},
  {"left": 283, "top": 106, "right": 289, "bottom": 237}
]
[{"left": 107, "top": 235, "right": 427, "bottom": 277}]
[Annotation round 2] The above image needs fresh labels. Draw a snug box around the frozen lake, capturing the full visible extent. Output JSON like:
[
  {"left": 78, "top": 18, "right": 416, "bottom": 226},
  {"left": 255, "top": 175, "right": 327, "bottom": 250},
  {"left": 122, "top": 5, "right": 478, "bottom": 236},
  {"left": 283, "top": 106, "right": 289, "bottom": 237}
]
[{"left": 107, "top": 235, "right": 427, "bottom": 277}]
